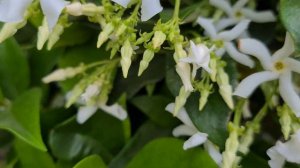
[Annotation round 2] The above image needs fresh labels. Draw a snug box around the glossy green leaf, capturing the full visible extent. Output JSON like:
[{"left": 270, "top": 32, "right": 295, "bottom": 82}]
[
  {"left": 130, "top": 95, "right": 178, "bottom": 127},
  {"left": 0, "top": 88, "right": 46, "bottom": 151},
  {"left": 14, "top": 140, "right": 55, "bottom": 168},
  {"left": 185, "top": 92, "right": 230, "bottom": 149},
  {"left": 126, "top": 138, "right": 218, "bottom": 168},
  {"left": 280, "top": 0, "right": 300, "bottom": 51},
  {"left": 0, "top": 38, "right": 29, "bottom": 99},
  {"left": 74, "top": 155, "right": 107, "bottom": 168},
  {"left": 109, "top": 121, "right": 172, "bottom": 168},
  {"left": 49, "top": 111, "right": 127, "bottom": 162}
]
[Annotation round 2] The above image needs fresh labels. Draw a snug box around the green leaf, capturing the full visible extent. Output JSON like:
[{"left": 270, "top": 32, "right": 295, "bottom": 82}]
[
  {"left": 14, "top": 139, "right": 55, "bottom": 168},
  {"left": 280, "top": 0, "right": 300, "bottom": 51},
  {"left": 0, "top": 38, "right": 29, "bottom": 99},
  {"left": 109, "top": 55, "right": 165, "bottom": 103},
  {"left": 49, "top": 111, "right": 127, "bottom": 162},
  {"left": 0, "top": 88, "right": 46, "bottom": 151},
  {"left": 126, "top": 138, "right": 218, "bottom": 168},
  {"left": 109, "top": 121, "right": 172, "bottom": 168},
  {"left": 240, "top": 152, "right": 269, "bottom": 168},
  {"left": 130, "top": 95, "right": 178, "bottom": 127},
  {"left": 74, "top": 155, "right": 107, "bottom": 168},
  {"left": 185, "top": 92, "right": 230, "bottom": 149}
]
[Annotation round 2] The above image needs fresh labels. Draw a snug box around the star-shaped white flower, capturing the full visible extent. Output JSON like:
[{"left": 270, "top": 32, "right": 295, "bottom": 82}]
[
  {"left": 0, "top": 0, "right": 69, "bottom": 31},
  {"left": 197, "top": 17, "right": 254, "bottom": 68},
  {"left": 112, "top": 0, "right": 163, "bottom": 21},
  {"left": 234, "top": 33, "right": 300, "bottom": 117},
  {"left": 210, "top": 0, "right": 276, "bottom": 30},
  {"left": 165, "top": 103, "right": 222, "bottom": 166},
  {"left": 181, "top": 41, "right": 212, "bottom": 77},
  {"left": 267, "top": 130, "right": 300, "bottom": 168}
]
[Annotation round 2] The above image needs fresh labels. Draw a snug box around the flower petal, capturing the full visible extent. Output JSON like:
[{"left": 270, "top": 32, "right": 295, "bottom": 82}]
[
  {"left": 215, "top": 18, "right": 238, "bottom": 31},
  {"left": 224, "top": 42, "right": 254, "bottom": 68},
  {"left": 165, "top": 103, "right": 195, "bottom": 128},
  {"left": 267, "top": 146, "right": 285, "bottom": 168},
  {"left": 172, "top": 124, "right": 198, "bottom": 137},
  {"left": 40, "top": 0, "right": 69, "bottom": 31},
  {"left": 218, "top": 19, "right": 250, "bottom": 41},
  {"left": 233, "top": 71, "right": 279, "bottom": 98},
  {"left": 238, "top": 38, "right": 272, "bottom": 70},
  {"left": 183, "top": 132, "right": 208, "bottom": 150},
  {"left": 275, "top": 130, "right": 300, "bottom": 163},
  {"left": 0, "top": 0, "right": 32, "bottom": 22},
  {"left": 77, "top": 106, "right": 98, "bottom": 124},
  {"left": 242, "top": 8, "right": 276, "bottom": 23},
  {"left": 233, "top": 0, "right": 248, "bottom": 11},
  {"left": 204, "top": 141, "right": 223, "bottom": 166},
  {"left": 176, "top": 62, "right": 194, "bottom": 92},
  {"left": 111, "top": 0, "right": 131, "bottom": 8},
  {"left": 141, "top": 0, "right": 163, "bottom": 21},
  {"left": 99, "top": 103, "right": 127, "bottom": 120},
  {"left": 197, "top": 17, "right": 217, "bottom": 39},
  {"left": 209, "top": 0, "right": 233, "bottom": 17},
  {"left": 287, "top": 58, "right": 300, "bottom": 74},
  {"left": 273, "top": 32, "right": 295, "bottom": 60},
  {"left": 279, "top": 72, "right": 300, "bottom": 117}
]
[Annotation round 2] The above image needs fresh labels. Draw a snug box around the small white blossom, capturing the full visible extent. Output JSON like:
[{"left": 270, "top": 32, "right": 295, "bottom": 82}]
[
  {"left": 112, "top": 0, "right": 163, "bottom": 21},
  {"left": 165, "top": 103, "right": 222, "bottom": 166},
  {"left": 0, "top": 0, "right": 69, "bottom": 31},
  {"left": 234, "top": 33, "right": 300, "bottom": 117},
  {"left": 181, "top": 41, "right": 212, "bottom": 77},
  {"left": 197, "top": 17, "right": 254, "bottom": 68},
  {"left": 267, "top": 130, "right": 300, "bottom": 168},
  {"left": 210, "top": 0, "right": 276, "bottom": 30}
]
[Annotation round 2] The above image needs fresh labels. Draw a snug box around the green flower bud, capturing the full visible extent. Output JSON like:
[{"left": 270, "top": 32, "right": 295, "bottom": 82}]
[
  {"left": 173, "top": 43, "right": 187, "bottom": 62},
  {"left": 47, "top": 23, "right": 64, "bottom": 50},
  {"left": 42, "top": 65, "right": 84, "bottom": 83},
  {"left": 152, "top": 31, "right": 166, "bottom": 49},
  {"left": 217, "top": 67, "right": 234, "bottom": 109},
  {"left": 173, "top": 86, "right": 191, "bottom": 116},
  {"left": 199, "top": 89, "right": 210, "bottom": 111},
  {"left": 222, "top": 123, "right": 240, "bottom": 168},
  {"left": 138, "top": 49, "right": 155, "bottom": 76},
  {"left": 120, "top": 40, "right": 133, "bottom": 78},
  {"left": 278, "top": 105, "right": 292, "bottom": 140},
  {"left": 97, "top": 23, "right": 114, "bottom": 48},
  {"left": 37, "top": 19, "right": 50, "bottom": 50},
  {"left": 0, "top": 21, "right": 27, "bottom": 43}
]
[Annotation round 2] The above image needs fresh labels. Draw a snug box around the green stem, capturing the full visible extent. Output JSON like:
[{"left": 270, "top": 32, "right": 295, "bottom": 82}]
[
  {"left": 173, "top": 0, "right": 181, "bottom": 19},
  {"left": 233, "top": 100, "right": 245, "bottom": 126}
]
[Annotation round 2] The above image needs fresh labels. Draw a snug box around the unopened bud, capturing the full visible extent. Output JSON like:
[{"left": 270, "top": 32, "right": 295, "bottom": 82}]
[
  {"left": 173, "top": 43, "right": 187, "bottom": 62},
  {"left": 217, "top": 67, "right": 234, "bottom": 109},
  {"left": 120, "top": 40, "right": 133, "bottom": 78},
  {"left": 176, "top": 62, "right": 193, "bottom": 92},
  {"left": 37, "top": 19, "right": 50, "bottom": 50},
  {"left": 222, "top": 123, "right": 239, "bottom": 168},
  {"left": 66, "top": 2, "right": 83, "bottom": 16},
  {"left": 42, "top": 66, "right": 84, "bottom": 83},
  {"left": 47, "top": 24, "right": 64, "bottom": 50},
  {"left": 0, "top": 21, "right": 27, "bottom": 43},
  {"left": 97, "top": 23, "right": 114, "bottom": 48},
  {"left": 209, "top": 57, "right": 217, "bottom": 82},
  {"left": 138, "top": 49, "right": 155, "bottom": 76},
  {"left": 278, "top": 105, "right": 292, "bottom": 140},
  {"left": 152, "top": 31, "right": 166, "bottom": 49},
  {"left": 199, "top": 89, "right": 210, "bottom": 111},
  {"left": 173, "top": 86, "right": 191, "bottom": 116},
  {"left": 115, "top": 24, "right": 127, "bottom": 37}
]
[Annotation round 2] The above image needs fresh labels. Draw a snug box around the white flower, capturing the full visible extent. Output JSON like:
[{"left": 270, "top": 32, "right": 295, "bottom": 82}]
[
  {"left": 165, "top": 103, "right": 222, "bottom": 166},
  {"left": 112, "top": 0, "right": 163, "bottom": 21},
  {"left": 0, "top": 0, "right": 69, "bottom": 31},
  {"left": 234, "top": 33, "right": 300, "bottom": 117},
  {"left": 176, "top": 62, "right": 193, "bottom": 92},
  {"left": 77, "top": 103, "right": 128, "bottom": 124},
  {"left": 197, "top": 17, "right": 254, "bottom": 68},
  {"left": 181, "top": 41, "right": 212, "bottom": 77},
  {"left": 267, "top": 130, "right": 300, "bottom": 168},
  {"left": 210, "top": 0, "right": 276, "bottom": 30}
]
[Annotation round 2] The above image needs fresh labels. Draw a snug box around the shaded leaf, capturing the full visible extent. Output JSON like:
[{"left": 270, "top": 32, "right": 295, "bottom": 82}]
[{"left": 74, "top": 155, "right": 107, "bottom": 168}]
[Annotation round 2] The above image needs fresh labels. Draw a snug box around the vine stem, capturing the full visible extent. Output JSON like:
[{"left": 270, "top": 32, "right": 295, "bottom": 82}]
[{"left": 173, "top": 0, "right": 181, "bottom": 19}]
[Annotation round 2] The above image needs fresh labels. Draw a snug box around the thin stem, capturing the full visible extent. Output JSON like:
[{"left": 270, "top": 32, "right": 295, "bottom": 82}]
[
  {"left": 173, "top": 0, "right": 181, "bottom": 19},
  {"left": 233, "top": 99, "right": 245, "bottom": 126}
]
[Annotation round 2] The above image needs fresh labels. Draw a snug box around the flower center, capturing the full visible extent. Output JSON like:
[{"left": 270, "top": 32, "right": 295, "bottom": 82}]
[
  {"left": 273, "top": 61, "right": 285, "bottom": 72},
  {"left": 235, "top": 11, "right": 243, "bottom": 19}
]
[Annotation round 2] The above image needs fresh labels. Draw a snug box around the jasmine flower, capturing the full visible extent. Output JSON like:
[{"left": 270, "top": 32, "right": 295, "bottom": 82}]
[{"left": 234, "top": 33, "right": 300, "bottom": 117}]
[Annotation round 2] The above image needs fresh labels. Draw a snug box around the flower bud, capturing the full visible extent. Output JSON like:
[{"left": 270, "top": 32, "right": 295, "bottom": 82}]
[
  {"left": 115, "top": 24, "right": 127, "bottom": 37},
  {"left": 173, "top": 43, "right": 187, "bottom": 62},
  {"left": 176, "top": 62, "right": 193, "bottom": 92},
  {"left": 42, "top": 66, "right": 84, "bottom": 83},
  {"left": 120, "top": 40, "right": 133, "bottom": 78},
  {"left": 47, "top": 23, "right": 64, "bottom": 50},
  {"left": 66, "top": 2, "right": 83, "bottom": 16},
  {"left": 173, "top": 86, "right": 191, "bottom": 116},
  {"left": 0, "top": 21, "right": 27, "bottom": 43},
  {"left": 97, "top": 23, "right": 114, "bottom": 48},
  {"left": 152, "top": 31, "right": 166, "bottom": 49},
  {"left": 138, "top": 49, "right": 155, "bottom": 76},
  {"left": 199, "top": 89, "right": 210, "bottom": 111},
  {"left": 222, "top": 123, "right": 240, "bottom": 168},
  {"left": 278, "top": 105, "right": 292, "bottom": 140},
  {"left": 217, "top": 67, "right": 234, "bottom": 109},
  {"left": 209, "top": 56, "right": 217, "bottom": 82},
  {"left": 37, "top": 19, "right": 50, "bottom": 50}
]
